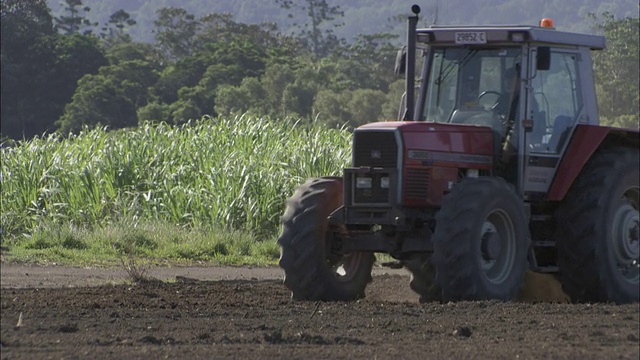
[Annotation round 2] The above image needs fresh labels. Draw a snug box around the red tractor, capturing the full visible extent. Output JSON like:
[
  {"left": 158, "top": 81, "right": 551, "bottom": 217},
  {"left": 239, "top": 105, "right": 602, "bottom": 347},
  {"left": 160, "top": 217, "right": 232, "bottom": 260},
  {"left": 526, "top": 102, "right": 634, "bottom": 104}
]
[{"left": 278, "top": 5, "right": 639, "bottom": 303}]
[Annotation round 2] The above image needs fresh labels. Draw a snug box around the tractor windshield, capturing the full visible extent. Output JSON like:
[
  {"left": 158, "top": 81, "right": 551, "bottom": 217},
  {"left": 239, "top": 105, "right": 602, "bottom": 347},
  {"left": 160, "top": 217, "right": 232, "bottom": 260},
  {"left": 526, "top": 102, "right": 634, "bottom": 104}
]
[{"left": 422, "top": 47, "right": 522, "bottom": 135}]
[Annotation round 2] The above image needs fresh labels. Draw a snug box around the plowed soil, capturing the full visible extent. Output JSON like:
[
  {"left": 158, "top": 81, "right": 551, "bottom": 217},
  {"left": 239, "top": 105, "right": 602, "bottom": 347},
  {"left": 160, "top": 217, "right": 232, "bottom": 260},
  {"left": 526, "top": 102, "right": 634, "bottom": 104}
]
[{"left": 1, "top": 263, "right": 638, "bottom": 359}]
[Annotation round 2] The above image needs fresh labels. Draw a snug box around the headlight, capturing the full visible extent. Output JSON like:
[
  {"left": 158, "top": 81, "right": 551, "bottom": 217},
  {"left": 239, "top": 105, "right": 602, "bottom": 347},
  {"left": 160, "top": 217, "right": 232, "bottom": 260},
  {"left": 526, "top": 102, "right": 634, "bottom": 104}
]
[
  {"left": 380, "top": 177, "right": 390, "bottom": 189},
  {"left": 356, "top": 177, "right": 372, "bottom": 189}
]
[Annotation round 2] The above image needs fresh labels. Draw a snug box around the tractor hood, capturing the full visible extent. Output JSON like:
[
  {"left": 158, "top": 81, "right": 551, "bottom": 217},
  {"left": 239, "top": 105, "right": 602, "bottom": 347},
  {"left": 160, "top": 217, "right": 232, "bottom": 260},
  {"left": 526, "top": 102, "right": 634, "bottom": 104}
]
[{"left": 355, "top": 121, "right": 495, "bottom": 170}]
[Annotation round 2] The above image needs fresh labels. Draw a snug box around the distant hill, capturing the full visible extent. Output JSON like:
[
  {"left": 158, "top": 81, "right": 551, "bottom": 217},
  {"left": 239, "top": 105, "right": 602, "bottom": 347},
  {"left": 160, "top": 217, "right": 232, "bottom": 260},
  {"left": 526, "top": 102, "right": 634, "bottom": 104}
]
[{"left": 47, "top": 0, "right": 639, "bottom": 44}]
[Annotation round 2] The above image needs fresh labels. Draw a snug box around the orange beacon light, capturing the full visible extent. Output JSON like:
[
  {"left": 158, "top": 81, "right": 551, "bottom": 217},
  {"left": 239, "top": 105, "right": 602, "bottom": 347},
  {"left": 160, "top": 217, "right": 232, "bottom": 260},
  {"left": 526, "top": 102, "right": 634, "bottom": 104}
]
[{"left": 540, "top": 18, "right": 554, "bottom": 28}]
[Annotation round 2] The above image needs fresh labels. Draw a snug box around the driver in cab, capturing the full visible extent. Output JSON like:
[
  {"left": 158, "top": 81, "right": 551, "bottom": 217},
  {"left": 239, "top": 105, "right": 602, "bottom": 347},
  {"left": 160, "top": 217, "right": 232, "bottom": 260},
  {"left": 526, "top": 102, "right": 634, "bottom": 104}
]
[{"left": 494, "top": 66, "right": 521, "bottom": 123}]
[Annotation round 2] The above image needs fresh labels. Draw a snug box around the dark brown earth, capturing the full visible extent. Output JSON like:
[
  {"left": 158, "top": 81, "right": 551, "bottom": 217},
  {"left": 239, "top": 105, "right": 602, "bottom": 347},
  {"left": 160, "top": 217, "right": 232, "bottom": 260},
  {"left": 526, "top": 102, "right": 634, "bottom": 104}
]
[{"left": 1, "top": 263, "right": 639, "bottom": 359}]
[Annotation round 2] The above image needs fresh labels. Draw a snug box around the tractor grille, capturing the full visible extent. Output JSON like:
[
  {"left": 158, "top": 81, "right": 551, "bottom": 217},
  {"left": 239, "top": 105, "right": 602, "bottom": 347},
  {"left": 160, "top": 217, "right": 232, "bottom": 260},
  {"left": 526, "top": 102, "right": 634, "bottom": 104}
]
[
  {"left": 353, "top": 131, "right": 398, "bottom": 168},
  {"left": 353, "top": 178, "right": 390, "bottom": 204},
  {"left": 405, "top": 167, "right": 430, "bottom": 202}
]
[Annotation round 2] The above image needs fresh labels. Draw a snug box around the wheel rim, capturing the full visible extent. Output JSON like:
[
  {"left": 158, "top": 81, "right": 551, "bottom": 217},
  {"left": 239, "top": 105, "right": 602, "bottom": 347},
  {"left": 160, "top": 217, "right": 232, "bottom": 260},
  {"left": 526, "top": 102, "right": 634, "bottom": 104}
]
[
  {"left": 331, "top": 253, "right": 368, "bottom": 282},
  {"left": 324, "top": 232, "right": 368, "bottom": 283},
  {"left": 611, "top": 186, "right": 639, "bottom": 284},
  {"left": 479, "top": 209, "right": 517, "bottom": 284}
]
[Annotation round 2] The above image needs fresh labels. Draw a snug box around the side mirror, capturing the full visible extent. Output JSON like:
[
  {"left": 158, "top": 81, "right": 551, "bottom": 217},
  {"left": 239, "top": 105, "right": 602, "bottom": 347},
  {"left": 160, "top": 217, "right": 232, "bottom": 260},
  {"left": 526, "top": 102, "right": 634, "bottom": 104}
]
[
  {"left": 394, "top": 46, "right": 406, "bottom": 77},
  {"left": 537, "top": 46, "right": 551, "bottom": 71}
]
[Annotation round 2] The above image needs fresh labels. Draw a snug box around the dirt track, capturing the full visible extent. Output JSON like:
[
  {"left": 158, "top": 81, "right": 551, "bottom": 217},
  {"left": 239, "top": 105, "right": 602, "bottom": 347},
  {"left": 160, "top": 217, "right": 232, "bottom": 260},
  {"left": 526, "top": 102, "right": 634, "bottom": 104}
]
[{"left": 1, "top": 263, "right": 639, "bottom": 359}]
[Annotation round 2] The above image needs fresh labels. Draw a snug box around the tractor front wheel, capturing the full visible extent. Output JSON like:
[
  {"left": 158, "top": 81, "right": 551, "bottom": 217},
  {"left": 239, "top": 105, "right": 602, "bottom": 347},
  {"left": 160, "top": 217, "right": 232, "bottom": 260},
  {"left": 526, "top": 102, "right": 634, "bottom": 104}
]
[
  {"left": 278, "top": 177, "right": 375, "bottom": 301},
  {"left": 432, "top": 177, "right": 530, "bottom": 301}
]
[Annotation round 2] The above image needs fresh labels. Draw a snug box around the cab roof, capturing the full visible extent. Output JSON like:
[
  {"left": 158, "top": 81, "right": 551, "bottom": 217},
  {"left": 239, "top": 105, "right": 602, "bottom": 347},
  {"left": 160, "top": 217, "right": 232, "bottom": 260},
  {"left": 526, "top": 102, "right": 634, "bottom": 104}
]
[{"left": 417, "top": 25, "right": 606, "bottom": 50}]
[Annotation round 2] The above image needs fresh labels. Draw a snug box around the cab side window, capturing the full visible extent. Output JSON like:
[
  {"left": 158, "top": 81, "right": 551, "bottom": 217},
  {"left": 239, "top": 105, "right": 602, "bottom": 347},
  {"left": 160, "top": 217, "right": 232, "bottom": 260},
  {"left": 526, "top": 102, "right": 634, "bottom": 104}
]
[{"left": 531, "top": 52, "right": 583, "bottom": 152}]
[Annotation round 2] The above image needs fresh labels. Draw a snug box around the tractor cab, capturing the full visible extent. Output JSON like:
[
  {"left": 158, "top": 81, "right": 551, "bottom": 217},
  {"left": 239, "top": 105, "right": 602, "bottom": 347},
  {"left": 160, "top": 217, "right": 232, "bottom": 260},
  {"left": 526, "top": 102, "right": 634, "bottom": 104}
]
[{"left": 402, "top": 13, "right": 605, "bottom": 198}]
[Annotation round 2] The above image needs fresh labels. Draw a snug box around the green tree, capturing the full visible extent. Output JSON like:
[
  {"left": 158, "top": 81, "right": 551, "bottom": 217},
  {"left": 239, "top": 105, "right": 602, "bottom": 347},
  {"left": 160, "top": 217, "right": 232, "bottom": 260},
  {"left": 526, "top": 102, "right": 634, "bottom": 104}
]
[
  {"left": 100, "top": 9, "right": 137, "bottom": 48},
  {"left": 198, "top": 12, "right": 302, "bottom": 63},
  {"left": 105, "top": 60, "right": 159, "bottom": 108},
  {"left": 214, "top": 77, "right": 268, "bottom": 116},
  {"left": 1, "top": 0, "right": 107, "bottom": 139},
  {"left": 54, "top": 0, "right": 96, "bottom": 35},
  {"left": 313, "top": 87, "right": 388, "bottom": 128},
  {"left": 1, "top": 0, "right": 55, "bottom": 139},
  {"left": 199, "top": 41, "right": 266, "bottom": 86},
  {"left": 215, "top": 84, "right": 249, "bottom": 116},
  {"left": 106, "top": 9, "right": 136, "bottom": 34},
  {"left": 275, "top": 0, "right": 345, "bottom": 58},
  {"left": 152, "top": 57, "right": 207, "bottom": 104},
  {"left": 169, "top": 98, "right": 201, "bottom": 125},
  {"left": 346, "top": 88, "right": 386, "bottom": 126},
  {"left": 174, "top": 85, "right": 211, "bottom": 119},
  {"left": 57, "top": 59, "right": 158, "bottom": 132},
  {"left": 278, "top": 61, "right": 334, "bottom": 120},
  {"left": 282, "top": 82, "right": 315, "bottom": 120},
  {"left": 312, "top": 89, "right": 351, "bottom": 127},
  {"left": 105, "top": 41, "right": 161, "bottom": 67},
  {"left": 336, "top": 32, "right": 399, "bottom": 91},
  {"left": 152, "top": 7, "right": 199, "bottom": 61},
  {"left": 51, "top": 34, "right": 109, "bottom": 87},
  {"left": 147, "top": 8, "right": 308, "bottom": 122},
  {"left": 589, "top": 12, "right": 639, "bottom": 128},
  {"left": 151, "top": 37, "right": 268, "bottom": 111},
  {"left": 261, "top": 63, "right": 296, "bottom": 115},
  {"left": 56, "top": 75, "right": 136, "bottom": 132},
  {"left": 137, "top": 102, "right": 171, "bottom": 123},
  {"left": 381, "top": 79, "right": 405, "bottom": 120},
  {"left": 1, "top": 0, "right": 53, "bottom": 40}
]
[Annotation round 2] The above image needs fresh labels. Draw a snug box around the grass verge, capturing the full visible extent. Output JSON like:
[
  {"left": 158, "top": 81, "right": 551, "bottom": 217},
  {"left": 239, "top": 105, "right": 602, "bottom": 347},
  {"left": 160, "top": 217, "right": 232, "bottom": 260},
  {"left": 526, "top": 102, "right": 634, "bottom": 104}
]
[{"left": 1, "top": 219, "right": 280, "bottom": 268}]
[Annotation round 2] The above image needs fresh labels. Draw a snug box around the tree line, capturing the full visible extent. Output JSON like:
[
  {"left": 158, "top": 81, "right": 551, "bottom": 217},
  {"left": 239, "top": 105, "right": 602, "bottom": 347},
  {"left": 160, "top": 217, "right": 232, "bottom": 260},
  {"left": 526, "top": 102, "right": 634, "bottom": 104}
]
[
  {"left": 45, "top": 0, "right": 638, "bottom": 45},
  {"left": 1, "top": 0, "right": 637, "bottom": 140}
]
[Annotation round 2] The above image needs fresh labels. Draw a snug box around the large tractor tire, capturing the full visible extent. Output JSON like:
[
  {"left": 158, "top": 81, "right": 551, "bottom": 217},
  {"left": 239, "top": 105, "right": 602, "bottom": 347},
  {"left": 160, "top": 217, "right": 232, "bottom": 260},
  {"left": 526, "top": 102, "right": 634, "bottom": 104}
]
[
  {"left": 432, "top": 177, "right": 530, "bottom": 301},
  {"left": 556, "top": 147, "right": 639, "bottom": 304},
  {"left": 278, "top": 177, "right": 375, "bottom": 301},
  {"left": 404, "top": 255, "right": 441, "bottom": 303}
]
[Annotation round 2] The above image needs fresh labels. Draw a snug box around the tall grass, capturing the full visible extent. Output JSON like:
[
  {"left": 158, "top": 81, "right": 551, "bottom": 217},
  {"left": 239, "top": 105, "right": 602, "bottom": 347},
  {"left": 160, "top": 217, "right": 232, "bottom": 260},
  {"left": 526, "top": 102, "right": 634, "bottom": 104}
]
[{"left": 1, "top": 114, "right": 352, "bottom": 245}]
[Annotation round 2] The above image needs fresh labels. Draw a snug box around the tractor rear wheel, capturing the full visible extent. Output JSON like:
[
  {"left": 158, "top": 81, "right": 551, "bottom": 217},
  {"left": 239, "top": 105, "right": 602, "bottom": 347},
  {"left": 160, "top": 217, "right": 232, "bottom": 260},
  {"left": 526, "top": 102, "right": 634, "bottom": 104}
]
[
  {"left": 432, "top": 177, "right": 529, "bottom": 301},
  {"left": 556, "top": 147, "right": 639, "bottom": 304},
  {"left": 278, "top": 177, "right": 375, "bottom": 301}
]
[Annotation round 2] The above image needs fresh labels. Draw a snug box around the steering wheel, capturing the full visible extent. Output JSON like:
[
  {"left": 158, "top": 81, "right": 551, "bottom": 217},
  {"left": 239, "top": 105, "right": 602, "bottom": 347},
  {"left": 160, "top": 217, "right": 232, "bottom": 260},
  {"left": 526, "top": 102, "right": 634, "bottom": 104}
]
[{"left": 478, "top": 91, "right": 502, "bottom": 110}]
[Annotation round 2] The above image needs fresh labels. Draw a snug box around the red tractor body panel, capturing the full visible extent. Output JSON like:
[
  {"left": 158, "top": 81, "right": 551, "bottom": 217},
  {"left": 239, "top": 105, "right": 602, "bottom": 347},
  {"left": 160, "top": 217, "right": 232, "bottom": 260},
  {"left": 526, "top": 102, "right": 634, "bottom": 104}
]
[
  {"left": 359, "top": 121, "right": 494, "bottom": 207},
  {"left": 548, "top": 124, "right": 640, "bottom": 201},
  {"left": 359, "top": 121, "right": 494, "bottom": 164}
]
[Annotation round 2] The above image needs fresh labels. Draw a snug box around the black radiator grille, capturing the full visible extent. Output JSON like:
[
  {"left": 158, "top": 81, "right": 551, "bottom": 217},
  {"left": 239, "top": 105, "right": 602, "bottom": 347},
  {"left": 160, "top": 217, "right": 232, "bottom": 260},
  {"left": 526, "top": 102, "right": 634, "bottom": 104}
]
[
  {"left": 405, "top": 168, "right": 430, "bottom": 201},
  {"left": 353, "top": 131, "right": 398, "bottom": 168}
]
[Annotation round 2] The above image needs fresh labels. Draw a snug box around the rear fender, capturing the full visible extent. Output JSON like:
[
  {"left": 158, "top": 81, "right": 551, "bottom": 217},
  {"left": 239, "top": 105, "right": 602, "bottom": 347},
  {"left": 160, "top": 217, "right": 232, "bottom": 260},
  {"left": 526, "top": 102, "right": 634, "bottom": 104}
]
[{"left": 548, "top": 124, "right": 639, "bottom": 201}]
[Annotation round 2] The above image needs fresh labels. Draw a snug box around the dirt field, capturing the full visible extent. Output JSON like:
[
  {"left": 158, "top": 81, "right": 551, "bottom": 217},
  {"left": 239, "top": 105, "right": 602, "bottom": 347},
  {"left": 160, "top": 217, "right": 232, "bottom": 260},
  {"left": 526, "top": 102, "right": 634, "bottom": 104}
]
[{"left": 1, "top": 263, "right": 638, "bottom": 359}]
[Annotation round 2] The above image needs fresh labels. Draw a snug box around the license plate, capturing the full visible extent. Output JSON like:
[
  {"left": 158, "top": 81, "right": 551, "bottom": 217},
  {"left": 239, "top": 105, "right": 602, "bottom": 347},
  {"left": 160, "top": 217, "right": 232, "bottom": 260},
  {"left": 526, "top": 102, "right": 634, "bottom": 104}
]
[{"left": 455, "top": 32, "right": 487, "bottom": 44}]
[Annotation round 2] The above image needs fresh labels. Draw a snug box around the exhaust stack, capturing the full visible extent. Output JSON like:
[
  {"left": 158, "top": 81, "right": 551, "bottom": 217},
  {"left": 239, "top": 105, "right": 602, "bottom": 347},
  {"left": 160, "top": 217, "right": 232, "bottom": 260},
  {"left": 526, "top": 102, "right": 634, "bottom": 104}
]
[{"left": 402, "top": 4, "right": 420, "bottom": 121}]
